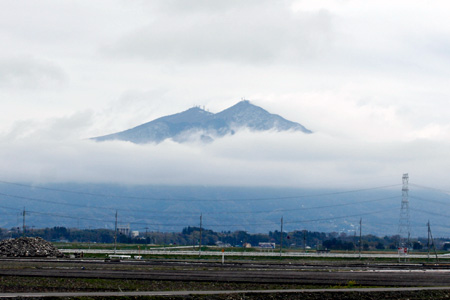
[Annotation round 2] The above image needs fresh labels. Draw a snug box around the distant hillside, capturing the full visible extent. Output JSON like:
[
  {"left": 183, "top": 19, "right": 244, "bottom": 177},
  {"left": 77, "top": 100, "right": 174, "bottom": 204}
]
[
  {"left": 92, "top": 100, "right": 312, "bottom": 144},
  {"left": 1, "top": 182, "right": 446, "bottom": 237}
]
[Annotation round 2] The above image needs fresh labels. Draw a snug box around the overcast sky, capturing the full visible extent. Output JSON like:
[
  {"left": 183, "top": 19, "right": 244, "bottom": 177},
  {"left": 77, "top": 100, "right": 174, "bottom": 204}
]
[{"left": 1, "top": 0, "right": 450, "bottom": 189}]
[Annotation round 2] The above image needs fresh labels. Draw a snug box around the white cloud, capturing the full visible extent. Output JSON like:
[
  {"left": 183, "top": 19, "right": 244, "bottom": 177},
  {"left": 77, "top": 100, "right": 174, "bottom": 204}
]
[
  {"left": 0, "top": 0, "right": 450, "bottom": 190},
  {"left": 0, "top": 57, "right": 67, "bottom": 90},
  {"left": 105, "top": 1, "right": 333, "bottom": 64},
  {"left": 1, "top": 130, "right": 449, "bottom": 190},
  {"left": 1, "top": 111, "right": 94, "bottom": 141}
]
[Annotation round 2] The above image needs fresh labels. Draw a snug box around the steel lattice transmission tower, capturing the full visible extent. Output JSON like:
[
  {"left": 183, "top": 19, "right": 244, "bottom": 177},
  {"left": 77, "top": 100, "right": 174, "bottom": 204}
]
[{"left": 398, "top": 173, "right": 411, "bottom": 247}]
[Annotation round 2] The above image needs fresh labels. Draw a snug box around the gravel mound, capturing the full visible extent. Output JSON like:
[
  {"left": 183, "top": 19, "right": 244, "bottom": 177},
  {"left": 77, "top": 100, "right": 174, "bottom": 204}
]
[{"left": 0, "top": 237, "right": 63, "bottom": 257}]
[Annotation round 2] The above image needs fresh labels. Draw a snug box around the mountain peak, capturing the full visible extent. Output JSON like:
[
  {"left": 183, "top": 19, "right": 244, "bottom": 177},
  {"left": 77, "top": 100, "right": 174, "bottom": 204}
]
[
  {"left": 237, "top": 99, "right": 251, "bottom": 105},
  {"left": 186, "top": 105, "right": 207, "bottom": 112},
  {"left": 92, "top": 100, "right": 312, "bottom": 144},
  {"left": 163, "top": 106, "right": 213, "bottom": 124},
  {"left": 229, "top": 99, "right": 255, "bottom": 109}
]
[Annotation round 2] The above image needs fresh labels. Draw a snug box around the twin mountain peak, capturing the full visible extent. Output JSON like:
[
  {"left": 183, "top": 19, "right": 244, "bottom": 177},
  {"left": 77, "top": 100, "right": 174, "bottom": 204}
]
[{"left": 92, "top": 100, "right": 312, "bottom": 144}]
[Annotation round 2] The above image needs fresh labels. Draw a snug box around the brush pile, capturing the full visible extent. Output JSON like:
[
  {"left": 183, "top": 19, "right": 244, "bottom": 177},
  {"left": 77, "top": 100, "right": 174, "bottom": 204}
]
[{"left": 0, "top": 237, "right": 63, "bottom": 257}]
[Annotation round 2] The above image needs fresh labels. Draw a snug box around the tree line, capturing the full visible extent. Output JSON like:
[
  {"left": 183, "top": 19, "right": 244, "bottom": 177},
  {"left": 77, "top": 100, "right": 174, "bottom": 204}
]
[{"left": 0, "top": 226, "right": 447, "bottom": 251}]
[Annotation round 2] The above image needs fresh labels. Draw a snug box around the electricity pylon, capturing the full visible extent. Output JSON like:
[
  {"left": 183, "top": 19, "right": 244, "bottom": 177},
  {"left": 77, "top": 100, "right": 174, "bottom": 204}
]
[{"left": 398, "top": 173, "right": 411, "bottom": 248}]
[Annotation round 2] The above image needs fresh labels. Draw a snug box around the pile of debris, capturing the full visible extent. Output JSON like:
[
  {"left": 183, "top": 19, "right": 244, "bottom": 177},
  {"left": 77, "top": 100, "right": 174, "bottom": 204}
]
[{"left": 0, "top": 237, "right": 64, "bottom": 257}]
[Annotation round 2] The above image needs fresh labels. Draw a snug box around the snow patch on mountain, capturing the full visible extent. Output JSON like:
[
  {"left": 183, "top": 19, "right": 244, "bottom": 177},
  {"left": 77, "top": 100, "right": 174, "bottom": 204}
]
[{"left": 92, "top": 100, "right": 312, "bottom": 144}]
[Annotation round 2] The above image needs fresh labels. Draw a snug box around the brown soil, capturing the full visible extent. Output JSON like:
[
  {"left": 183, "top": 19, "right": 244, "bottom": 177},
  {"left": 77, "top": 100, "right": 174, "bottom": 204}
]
[{"left": 1, "top": 259, "right": 450, "bottom": 299}]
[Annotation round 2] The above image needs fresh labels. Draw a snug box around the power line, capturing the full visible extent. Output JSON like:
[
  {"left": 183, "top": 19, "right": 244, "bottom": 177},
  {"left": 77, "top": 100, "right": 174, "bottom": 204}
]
[
  {"left": 409, "top": 183, "right": 450, "bottom": 194},
  {"left": 0, "top": 179, "right": 426, "bottom": 233},
  {"left": 5, "top": 203, "right": 398, "bottom": 229},
  {"left": 0, "top": 192, "right": 116, "bottom": 210},
  {"left": 410, "top": 208, "right": 450, "bottom": 219},
  {"left": 368, "top": 222, "right": 441, "bottom": 230},
  {"left": 260, "top": 196, "right": 398, "bottom": 214},
  {"left": 284, "top": 209, "right": 393, "bottom": 225},
  {"left": 0, "top": 191, "right": 398, "bottom": 216},
  {"left": 2, "top": 208, "right": 447, "bottom": 232},
  {"left": 1, "top": 182, "right": 450, "bottom": 233},
  {"left": 154, "top": 207, "right": 397, "bottom": 228},
  {"left": 0, "top": 179, "right": 400, "bottom": 202},
  {"left": 23, "top": 206, "right": 450, "bottom": 227},
  {"left": 5, "top": 201, "right": 447, "bottom": 234},
  {"left": 410, "top": 195, "right": 450, "bottom": 206},
  {"left": 0, "top": 204, "right": 22, "bottom": 212},
  {"left": 207, "top": 196, "right": 398, "bottom": 215}
]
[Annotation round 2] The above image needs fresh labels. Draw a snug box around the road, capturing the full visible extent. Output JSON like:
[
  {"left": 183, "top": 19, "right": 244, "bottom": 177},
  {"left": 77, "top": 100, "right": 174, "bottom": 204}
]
[{"left": 60, "top": 248, "right": 443, "bottom": 259}]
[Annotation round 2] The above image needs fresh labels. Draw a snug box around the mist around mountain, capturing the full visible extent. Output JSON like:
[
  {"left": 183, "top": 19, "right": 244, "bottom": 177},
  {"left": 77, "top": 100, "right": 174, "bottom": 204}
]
[{"left": 92, "top": 100, "right": 312, "bottom": 144}]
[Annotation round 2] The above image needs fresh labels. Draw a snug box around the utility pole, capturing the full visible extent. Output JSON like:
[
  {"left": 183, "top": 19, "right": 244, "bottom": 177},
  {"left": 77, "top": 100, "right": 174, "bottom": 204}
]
[
  {"left": 427, "top": 220, "right": 431, "bottom": 260},
  {"left": 280, "top": 216, "right": 283, "bottom": 257},
  {"left": 427, "top": 220, "right": 439, "bottom": 262},
  {"left": 303, "top": 229, "right": 307, "bottom": 253},
  {"left": 114, "top": 210, "right": 118, "bottom": 254},
  {"left": 199, "top": 214, "right": 202, "bottom": 257},
  {"left": 359, "top": 218, "right": 362, "bottom": 259},
  {"left": 88, "top": 226, "right": 91, "bottom": 250},
  {"left": 164, "top": 232, "right": 167, "bottom": 250},
  {"left": 22, "top": 207, "right": 26, "bottom": 237}
]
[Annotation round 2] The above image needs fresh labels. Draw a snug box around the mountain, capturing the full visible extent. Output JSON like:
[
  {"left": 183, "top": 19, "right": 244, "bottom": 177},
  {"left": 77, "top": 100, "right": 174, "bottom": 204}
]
[{"left": 92, "top": 100, "right": 312, "bottom": 144}]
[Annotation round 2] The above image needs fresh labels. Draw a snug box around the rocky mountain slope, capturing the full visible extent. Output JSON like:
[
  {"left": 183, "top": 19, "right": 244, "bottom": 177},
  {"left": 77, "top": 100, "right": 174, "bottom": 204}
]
[{"left": 92, "top": 100, "right": 312, "bottom": 144}]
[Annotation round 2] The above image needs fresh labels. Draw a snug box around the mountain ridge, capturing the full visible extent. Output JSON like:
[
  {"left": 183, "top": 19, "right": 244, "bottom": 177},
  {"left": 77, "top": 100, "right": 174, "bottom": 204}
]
[
  {"left": 1, "top": 182, "right": 446, "bottom": 236},
  {"left": 92, "top": 100, "right": 312, "bottom": 144}
]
